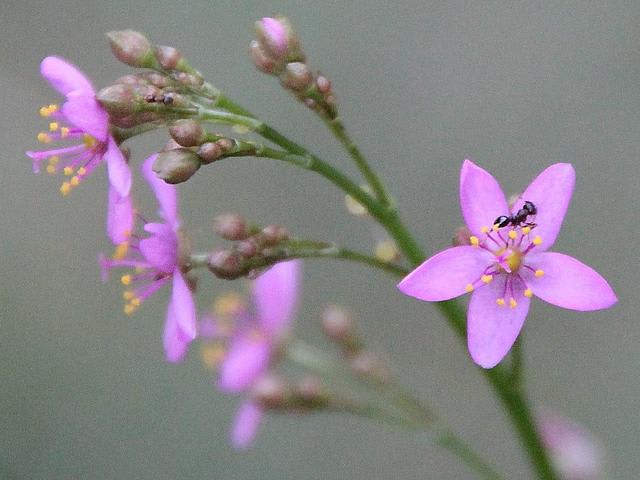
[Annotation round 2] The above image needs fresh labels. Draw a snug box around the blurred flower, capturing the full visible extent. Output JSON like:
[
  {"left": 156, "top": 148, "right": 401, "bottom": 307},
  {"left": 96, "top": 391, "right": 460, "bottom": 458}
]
[
  {"left": 538, "top": 411, "right": 605, "bottom": 480},
  {"left": 203, "top": 260, "right": 302, "bottom": 448},
  {"left": 398, "top": 160, "right": 617, "bottom": 368},
  {"left": 26, "top": 56, "right": 132, "bottom": 244},
  {"left": 100, "top": 154, "right": 196, "bottom": 362}
]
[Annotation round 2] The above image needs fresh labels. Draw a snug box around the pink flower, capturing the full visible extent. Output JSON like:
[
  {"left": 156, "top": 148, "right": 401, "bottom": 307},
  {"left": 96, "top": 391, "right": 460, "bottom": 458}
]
[
  {"left": 26, "top": 56, "right": 132, "bottom": 244},
  {"left": 100, "top": 154, "right": 196, "bottom": 362},
  {"left": 204, "top": 260, "right": 302, "bottom": 449},
  {"left": 398, "top": 160, "right": 617, "bottom": 368}
]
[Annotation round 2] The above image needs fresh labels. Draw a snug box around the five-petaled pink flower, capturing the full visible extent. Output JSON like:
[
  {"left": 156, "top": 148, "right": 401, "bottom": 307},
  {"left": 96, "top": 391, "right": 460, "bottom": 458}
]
[
  {"left": 202, "top": 260, "right": 301, "bottom": 449},
  {"left": 26, "top": 56, "right": 132, "bottom": 244},
  {"left": 398, "top": 160, "right": 617, "bottom": 368},
  {"left": 100, "top": 154, "right": 196, "bottom": 362}
]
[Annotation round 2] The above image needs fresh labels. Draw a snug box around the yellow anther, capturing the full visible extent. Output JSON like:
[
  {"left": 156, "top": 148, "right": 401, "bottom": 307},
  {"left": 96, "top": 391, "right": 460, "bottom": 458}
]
[
  {"left": 113, "top": 242, "right": 129, "bottom": 260},
  {"left": 60, "top": 127, "right": 70, "bottom": 138},
  {"left": 521, "top": 226, "right": 531, "bottom": 235},
  {"left": 130, "top": 297, "right": 142, "bottom": 307},
  {"left": 508, "top": 230, "right": 518, "bottom": 240},
  {"left": 63, "top": 166, "right": 74, "bottom": 176},
  {"left": 496, "top": 298, "right": 506, "bottom": 307},
  {"left": 509, "top": 298, "right": 518, "bottom": 309},
  {"left": 533, "top": 235, "right": 542, "bottom": 246},
  {"left": 481, "top": 274, "right": 493, "bottom": 284},
  {"left": 48, "top": 122, "right": 59, "bottom": 132},
  {"left": 60, "top": 182, "right": 71, "bottom": 196},
  {"left": 492, "top": 224, "right": 500, "bottom": 232},
  {"left": 524, "top": 288, "right": 533, "bottom": 298},
  {"left": 201, "top": 343, "right": 226, "bottom": 370},
  {"left": 123, "top": 290, "right": 135, "bottom": 301},
  {"left": 39, "top": 106, "right": 51, "bottom": 117},
  {"left": 375, "top": 239, "right": 399, "bottom": 263},
  {"left": 83, "top": 134, "right": 97, "bottom": 148},
  {"left": 465, "top": 283, "right": 474, "bottom": 293},
  {"left": 77, "top": 166, "right": 87, "bottom": 176},
  {"left": 469, "top": 236, "right": 479, "bottom": 247},
  {"left": 214, "top": 292, "right": 244, "bottom": 317},
  {"left": 48, "top": 104, "right": 59, "bottom": 113},
  {"left": 480, "top": 226, "right": 490, "bottom": 234},
  {"left": 124, "top": 304, "right": 136, "bottom": 316},
  {"left": 46, "top": 165, "right": 57, "bottom": 174},
  {"left": 120, "top": 274, "right": 132, "bottom": 286},
  {"left": 49, "top": 156, "right": 59, "bottom": 165},
  {"left": 37, "top": 132, "right": 52, "bottom": 144},
  {"left": 535, "top": 269, "right": 544, "bottom": 277},
  {"left": 70, "top": 176, "right": 80, "bottom": 186}
]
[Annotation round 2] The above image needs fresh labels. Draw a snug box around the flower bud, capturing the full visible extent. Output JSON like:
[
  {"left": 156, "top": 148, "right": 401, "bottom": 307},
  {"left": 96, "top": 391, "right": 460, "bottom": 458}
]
[
  {"left": 107, "top": 30, "right": 159, "bottom": 69},
  {"left": 349, "top": 351, "right": 390, "bottom": 384},
  {"left": 249, "top": 41, "right": 277, "bottom": 74},
  {"left": 294, "top": 376, "right": 326, "bottom": 406},
  {"left": 261, "top": 224, "right": 288, "bottom": 245},
  {"left": 280, "top": 62, "right": 313, "bottom": 91},
  {"left": 236, "top": 238, "right": 259, "bottom": 258},
  {"left": 97, "top": 84, "right": 139, "bottom": 117},
  {"left": 152, "top": 148, "right": 201, "bottom": 184},
  {"left": 251, "top": 374, "right": 288, "bottom": 409},
  {"left": 213, "top": 213, "right": 250, "bottom": 241},
  {"left": 197, "top": 142, "right": 224, "bottom": 165},
  {"left": 255, "top": 17, "right": 290, "bottom": 60},
  {"left": 169, "top": 119, "right": 205, "bottom": 147},
  {"left": 321, "top": 305, "right": 353, "bottom": 343},
  {"left": 207, "top": 249, "right": 242, "bottom": 279},
  {"left": 316, "top": 75, "right": 331, "bottom": 94},
  {"left": 155, "top": 45, "right": 183, "bottom": 70}
]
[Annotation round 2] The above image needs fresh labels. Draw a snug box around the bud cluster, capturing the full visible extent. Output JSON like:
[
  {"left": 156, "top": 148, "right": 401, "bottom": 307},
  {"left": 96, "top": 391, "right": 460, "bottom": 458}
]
[
  {"left": 208, "top": 214, "right": 289, "bottom": 279},
  {"left": 249, "top": 374, "right": 330, "bottom": 413},
  {"left": 251, "top": 17, "right": 337, "bottom": 120}
]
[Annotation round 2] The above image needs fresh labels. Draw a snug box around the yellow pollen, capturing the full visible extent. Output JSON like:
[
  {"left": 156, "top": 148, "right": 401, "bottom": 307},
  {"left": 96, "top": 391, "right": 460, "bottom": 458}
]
[
  {"left": 48, "top": 122, "right": 59, "bottom": 131},
  {"left": 124, "top": 304, "right": 136, "bottom": 316},
  {"left": 509, "top": 298, "right": 518, "bottom": 309},
  {"left": 481, "top": 274, "right": 493, "bottom": 284},
  {"left": 113, "top": 242, "right": 129, "bottom": 260},
  {"left": 70, "top": 176, "right": 80, "bottom": 186},
  {"left": 83, "top": 134, "right": 97, "bottom": 148},
  {"left": 60, "top": 127, "right": 70, "bottom": 138},
  {"left": 123, "top": 290, "right": 135, "bottom": 301},
  {"left": 39, "top": 106, "right": 51, "bottom": 117},
  {"left": 480, "top": 226, "right": 490, "bottom": 234},
  {"left": 533, "top": 235, "right": 542, "bottom": 246},
  {"left": 60, "top": 182, "right": 71, "bottom": 196},
  {"left": 508, "top": 230, "right": 518, "bottom": 240},
  {"left": 121, "top": 274, "right": 132, "bottom": 286},
  {"left": 496, "top": 298, "right": 506, "bottom": 307},
  {"left": 77, "top": 167, "right": 87, "bottom": 176},
  {"left": 469, "top": 236, "right": 479, "bottom": 247},
  {"left": 535, "top": 269, "right": 544, "bottom": 277},
  {"left": 63, "top": 166, "right": 74, "bottom": 176},
  {"left": 524, "top": 288, "right": 533, "bottom": 298},
  {"left": 46, "top": 165, "right": 57, "bottom": 174},
  {"left": 49, "top": 156, "right": 59, "bottom": 165},
  {"left": 130, "top": 297, "right": 142, "bottom": 307},
  {"left": 37, "top": 132, "right": 52, "bottom": 144},
  {"left": 465, "top": 283, "right": 474, "bottom": 293},
  {"left": 506, "top": 250, "right": 522, "bottom": 272},
  {"left": 521, "top": 226, "right": 531, "bottom": 235}
]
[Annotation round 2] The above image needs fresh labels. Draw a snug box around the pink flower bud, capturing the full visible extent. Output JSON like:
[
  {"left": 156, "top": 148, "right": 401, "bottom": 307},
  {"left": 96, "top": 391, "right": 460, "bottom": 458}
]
[
  {"left": 169, "top": 119, "right": 205, "bottom": 147},
  {"left": 207, "top": 249, "right": 242, "bottom": 279},
  {"left": 321, "top": 305, "right": 353, "bottom": 342},
  {"left": 213, "top": 213, "right": 250, "bottom": 241},
  {"left": 256, "top": 17, "right": 289, "bottom": 59},
  {"left": 155, "top": 45, "right": 183, "bottom": 70},
  {"left": 152, "top": 148, "right": 201, "bottom": 184},
  {"left": 280, "top": 62, "right": 313, "bottom": 91},
  {"left": 106, "top": 30, "right": 159, "bottom": 69}
]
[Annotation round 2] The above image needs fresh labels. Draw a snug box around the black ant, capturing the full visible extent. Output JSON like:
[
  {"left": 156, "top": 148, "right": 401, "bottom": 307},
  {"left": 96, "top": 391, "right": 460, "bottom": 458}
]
[{"left": 493, "top": 200, "right": 537, "bottom": 229}]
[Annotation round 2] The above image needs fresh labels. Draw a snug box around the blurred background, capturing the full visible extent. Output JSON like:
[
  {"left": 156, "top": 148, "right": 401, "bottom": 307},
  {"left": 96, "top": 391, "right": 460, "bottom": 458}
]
[{"left": 1, "top": 1, "right": 638, "bottom": 478}]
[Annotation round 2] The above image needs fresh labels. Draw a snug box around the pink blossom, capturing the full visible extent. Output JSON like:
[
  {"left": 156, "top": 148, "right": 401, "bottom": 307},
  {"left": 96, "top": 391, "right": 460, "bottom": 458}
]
[
  {"left": 100, "top": 154, "right": 196, "bottom": 362},
  {"left": 398, "top": 160, "right": 617, "bottom": 368},
  {"left": 26, "top": 56, "right": 132, "bottom": 244}
]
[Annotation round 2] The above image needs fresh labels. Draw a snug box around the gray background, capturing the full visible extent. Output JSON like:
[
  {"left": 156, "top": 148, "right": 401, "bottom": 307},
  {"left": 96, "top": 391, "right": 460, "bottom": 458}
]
[{"left": 1, "top": 1, "right": 638, "bottom": 479}]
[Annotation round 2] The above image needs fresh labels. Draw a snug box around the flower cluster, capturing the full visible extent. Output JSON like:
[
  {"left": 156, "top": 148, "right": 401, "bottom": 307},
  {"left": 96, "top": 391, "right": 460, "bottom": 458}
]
[{"left": 399, "top": 160, "right": 617, "bottom": 368}]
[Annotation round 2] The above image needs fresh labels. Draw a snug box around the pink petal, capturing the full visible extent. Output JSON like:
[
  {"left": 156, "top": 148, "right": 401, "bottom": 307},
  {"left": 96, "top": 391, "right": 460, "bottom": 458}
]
[
  {"left": 142, "top": 154, "right": 178, "bottom": 224},
  {"left": 40, "top": 56, "right": 95, "bottom": 96},
  {"left": 398, "top": 246, "right": 493, "bottom": 302},
  {"left": 169, "top": 272, "right": 197, "bottom": 339},
  {"left": 138, "top": 224, "right": 178, "bottom": 273},
  {"left": 253, "top": 260, "right": 302, "bottom": 336},
  {"left": 218, "top": 332, "right": 271, "bottom": 393},
  {"left": 106, "top": 185, "right": 133, "bottom": 245},
  {"left": 467, "top": 275, "right": 530, "bottom": 368},
  {"left": 231, "top": 401, "right": 264, "bottom": 450},
  {"left": 105, "top": 138, "right": 132, "bottom": 197},
  {"left": 163, "top": 298, "right": 193, "bottom": 363},
  {"left": 260, "top": 17, "right": 287, "bottom": 56},
  {"left": 61, "top": 94, "right": 109, "bottom": 142},
  {"left": 459, "top": 159, "right": 509, "bottom": 236},
  {"left": 524, "top": 252, "right": 617, "bottom": 311},
  {"left": 516, "top": 163, "right": 575, "bottom": 251}
]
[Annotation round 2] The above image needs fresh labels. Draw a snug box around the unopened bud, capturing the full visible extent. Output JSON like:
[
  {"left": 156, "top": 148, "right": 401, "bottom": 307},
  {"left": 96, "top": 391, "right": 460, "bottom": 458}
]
[
  {"left": 295, "top": 376, "right": 326, "bottom": 405},
  {"left": 349, "top": 351, "right": 390, "bottom": 384},
  {"left": 256, "top": 17, "right": 290, "bottom": 60},
  {"left": 249, "top": 41, "right": 277, "bottom": 74},
  {"left": 261, "top": 225, "right": 288, "bottom": 245},
  {"left": 321, "top": 305, "right": 353, "bottom": 342},
  {"left": 197, "top": 142, "right": 224, "bottom": 164},
  {"left": 107, "top": 30, "right": 159, "bottom": 69},
  {"left": 213, "top": 213, "right": 250, "bottom": 241},
  {"left": 97, "top": 84, "right": 139, "bottom": 117},
  {"left": 251, "top": 375, "right": 288, "bottom": 409},
  {"left": 208, "top": 249, "right": 242, "bottom": 279},
  {"left": 169, "top": 119, "right": 205, "bottom": 147},
  {"left": 236, "top": 238, "right": 260, "bottom": 258},
  {"left": 452, "top": 225, "right": 472, "bottom": 246},
  {"left": 155, "top": 45, "right": 183, "bottom": 70},
  {"left": 280, "top": 62, "right": 313, "bottom": 91},
  {"left": 316, "top": 75, "right": 331, "bottom": 94},
  {"left": 153, "top": 148, "right": 201, "bottom": 184}
]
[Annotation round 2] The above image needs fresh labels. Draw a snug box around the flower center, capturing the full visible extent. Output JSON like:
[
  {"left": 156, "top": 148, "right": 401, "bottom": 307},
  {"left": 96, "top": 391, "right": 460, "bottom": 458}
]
[{"left": 503, "top": 248, "right": 522, "bottom": 272}]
